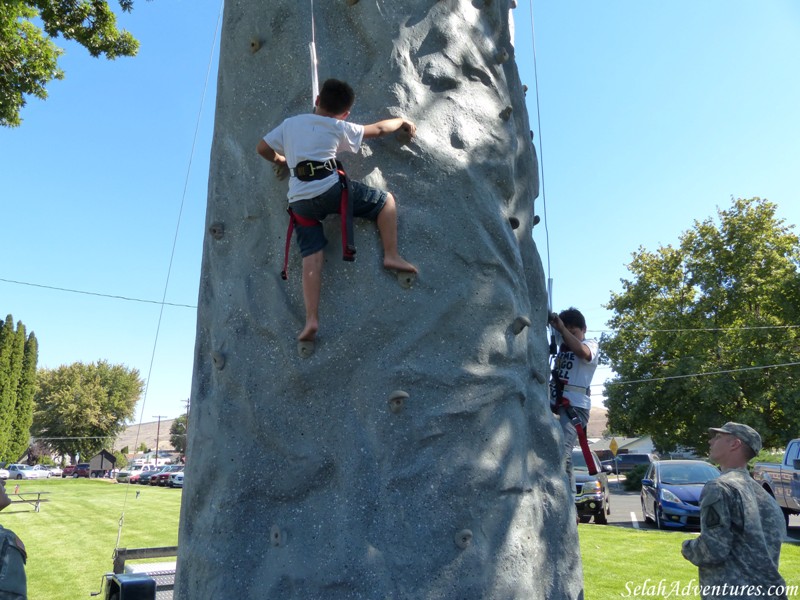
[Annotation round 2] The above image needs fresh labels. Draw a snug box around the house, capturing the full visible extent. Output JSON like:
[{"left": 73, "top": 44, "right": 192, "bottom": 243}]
[
  {"left": 590, "top": 435, "right": 656, "bottom": 461},
  {"left": 89, "top": 450, "right": 117, "bottom": 477}
]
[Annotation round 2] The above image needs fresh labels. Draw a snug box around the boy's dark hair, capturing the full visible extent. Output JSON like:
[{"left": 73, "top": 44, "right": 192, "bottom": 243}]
[
  {"left": 319, "top": 79, "right": 355, "bottom": 115},
  {"left": 559, "top": 307, "right": 587, "bottom": 331}
]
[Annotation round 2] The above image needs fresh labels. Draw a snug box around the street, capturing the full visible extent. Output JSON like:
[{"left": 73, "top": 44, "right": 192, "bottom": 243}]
[{"left": 587, "top": 477, "right": 800, "bottom": 542}]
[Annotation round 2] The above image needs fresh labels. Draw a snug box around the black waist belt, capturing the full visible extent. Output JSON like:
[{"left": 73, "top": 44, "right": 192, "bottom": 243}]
[
  {"left": 280, "top": 161, "right": 355, "bottom": 280},
  {"left": 290, "top": 159, "right": 339, "bottom": 181}
]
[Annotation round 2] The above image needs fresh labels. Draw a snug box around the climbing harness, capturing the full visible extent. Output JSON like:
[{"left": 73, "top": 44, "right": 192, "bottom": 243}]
[
  {"left": 550, "top": 343, "right": 598, "bottom": 475},
  {"left": 281, "top": 161, "right": 355, "bottom": 281}
]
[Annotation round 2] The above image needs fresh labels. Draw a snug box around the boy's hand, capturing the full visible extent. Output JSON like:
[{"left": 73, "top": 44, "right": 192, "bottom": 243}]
[
  {"left": 400, "top": 120, "right": 416, "bottom": 139},
  {"left": 273, "top": 154, "right": 289, "bottom": 181}
]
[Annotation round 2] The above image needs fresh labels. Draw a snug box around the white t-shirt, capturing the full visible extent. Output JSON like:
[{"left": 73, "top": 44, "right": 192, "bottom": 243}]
[
  {"left": 264, "top": 113, "right": 365, "bottom": 202},
  {"left": 553, "top": 335, "right": 599, "bottom": 410}
]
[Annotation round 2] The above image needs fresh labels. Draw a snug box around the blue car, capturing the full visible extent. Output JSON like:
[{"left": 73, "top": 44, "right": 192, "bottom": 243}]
[{"left": 641, "top": 460, "right": 720, "bottom": 529}]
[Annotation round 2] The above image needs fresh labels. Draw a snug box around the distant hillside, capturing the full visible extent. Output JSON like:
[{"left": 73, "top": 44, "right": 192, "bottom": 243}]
[
  {"left": 587, "top": 406, "right": 608, "bottom": 438},
  {"left": 112, "top": 410, "right": 608, "bottom": 454},
  {"left": 114, "top": 419, "right": 176, "bottom": 453}
]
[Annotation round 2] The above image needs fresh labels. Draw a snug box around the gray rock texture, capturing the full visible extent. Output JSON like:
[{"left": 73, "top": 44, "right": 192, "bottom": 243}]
[{"left": 176, "top": 1, "right": 583, "bottom": 598}]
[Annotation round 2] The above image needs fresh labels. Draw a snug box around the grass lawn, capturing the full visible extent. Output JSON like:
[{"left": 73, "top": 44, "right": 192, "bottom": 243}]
[
  {"left": 580, "top": 524, "right": 800, "bottom": 598},
  {"left": 2, "top": 478, "right": 181, "bottom": 599},
  {"left": 2, "top": 479, "right": 797, "bottom": 599}
]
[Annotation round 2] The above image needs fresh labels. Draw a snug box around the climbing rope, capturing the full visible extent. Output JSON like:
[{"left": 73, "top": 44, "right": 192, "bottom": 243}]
[
  {"left": 527, "top": 0, "right": 551, "bottom": 294},
  {"left": 309, "top": 0, "right": 320, "bottom": 106},
  {"left": 113, "top": 0, "right": 225, "bottom": 554}
]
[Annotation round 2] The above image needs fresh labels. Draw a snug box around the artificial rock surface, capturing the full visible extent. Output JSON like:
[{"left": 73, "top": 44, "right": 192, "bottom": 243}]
[{"left": 176, "top": 1, "right": 583, "bottom": 598}]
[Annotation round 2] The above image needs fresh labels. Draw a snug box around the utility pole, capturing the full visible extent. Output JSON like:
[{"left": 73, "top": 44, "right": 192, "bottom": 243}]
[{"left": 153, "top": 415, "right": 167, "bottom": 465}]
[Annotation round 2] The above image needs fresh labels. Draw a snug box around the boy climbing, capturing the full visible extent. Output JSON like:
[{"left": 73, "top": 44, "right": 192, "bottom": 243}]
[{"left": 257, "top": 78, "right": 417, "bottom": 354}]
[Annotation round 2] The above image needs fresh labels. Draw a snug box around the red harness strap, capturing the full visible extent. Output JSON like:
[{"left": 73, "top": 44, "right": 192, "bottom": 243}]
[
  {"left": 555, "top": 395, "right": 597, "bottom": 475},
  {"left": 281, "top": 209, "right": 320, "bottom": 280},
  {"left": 281, "top": 167, "right": 354, "bottom": 281}
]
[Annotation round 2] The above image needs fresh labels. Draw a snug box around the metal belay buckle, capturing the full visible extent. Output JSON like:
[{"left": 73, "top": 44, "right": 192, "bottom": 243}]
[{"left": 293, "top": 159, "right": 337, "bottom": 180}]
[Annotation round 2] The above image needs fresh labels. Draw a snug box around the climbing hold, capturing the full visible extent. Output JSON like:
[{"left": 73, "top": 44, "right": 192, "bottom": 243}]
[
  {"left": 511, "top": 0, "right": 518, "bottom": 7},
  {"left": 297, "top": 340, "right": 315, "bottom": 359},
  {"left": 511, "top": 316, "right": 531, "bottom": 335},
  {"left": 395, "top": 127, "right": 413, "bottom": 146},
  {"left": 508, "top": 216, "right": 520, "bottom": 230},
  {"left": 494, "top": 48, "right": 509, "bottom": 65},
  {"left": 270, "top": 525, "right": 283, "bottom": 547},
  {"left": 454, "top": 529, "right": 473, "bottom": 550},
  {"left": 396, "top": 271, "right": 416, "bottom": 289},
  {"left": 530, "top": 130, "right": 534, "bottom": 142},
  {"left": 249, "top": 38, "right": 261, "bottom": 54},
  {"left": 500, "top": 106, "right": 513, "bottom": 121},
  {"left": 209, "top": 222, "right": 225, "bottom": 240},
  {"left": 522, "top": 84, "right": 528, "bottom": 94},
  {"left": 388, "top": 390, "right": 409, "bottom": 414},
  {"left": 211, "top": 351, "right": 225, "bottom": 370},
  {"left": 533, "top": 215, "right": 541, "bottom": 227},
  {"left": 532, "top": 368, "right": 546, "bottom": 384}
]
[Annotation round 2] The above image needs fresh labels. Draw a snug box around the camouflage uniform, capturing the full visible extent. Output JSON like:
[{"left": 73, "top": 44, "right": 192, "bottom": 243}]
[
  {"left": 0, "top": 525, "right": 26, "bottom": 599},
  {"left": 681, "top": 467, "right": 787, "bottom": 600}
]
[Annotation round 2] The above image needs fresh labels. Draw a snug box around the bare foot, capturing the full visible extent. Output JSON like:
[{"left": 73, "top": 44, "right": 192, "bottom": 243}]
[
  {"left": 298, "top": 321, "right": 318, "bottom": 342},
  {"left": 384, "top": 255, "right": 418, "bottom": 273}
]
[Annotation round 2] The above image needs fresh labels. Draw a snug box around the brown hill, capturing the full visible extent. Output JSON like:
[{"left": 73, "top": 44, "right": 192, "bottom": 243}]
[
  {"left": 587, "top": 406, "right": 608, "bottom": 438},
  {"left": 114, "top": 419, "right": 176, "bottom": 453}
]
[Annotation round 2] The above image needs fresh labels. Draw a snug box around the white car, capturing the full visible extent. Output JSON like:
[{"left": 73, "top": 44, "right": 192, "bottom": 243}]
[
  {"left": 0, "top": 468, "right": 8, "bottom": 480},
  {"left": 32, "top": 465, "right": 53, "bottom": 478},
  {"left": 167, "top": 471, "right": 184, "bottom": 488},
  {"left": 7, "top": 464, "right": 42, "bottom": 480},
  {"left": 47, "top": 465, "right": 63, "bottom": 477}
]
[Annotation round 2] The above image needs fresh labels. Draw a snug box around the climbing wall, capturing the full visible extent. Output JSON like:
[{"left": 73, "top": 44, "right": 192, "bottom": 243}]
[{"left": 175, "top": 1, "right": 584, "bottom": 598}]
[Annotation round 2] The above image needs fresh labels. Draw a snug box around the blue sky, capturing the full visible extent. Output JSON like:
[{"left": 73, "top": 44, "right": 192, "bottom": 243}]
[{"left": 1, "top": 1, "right": 798, "bottom": 419}]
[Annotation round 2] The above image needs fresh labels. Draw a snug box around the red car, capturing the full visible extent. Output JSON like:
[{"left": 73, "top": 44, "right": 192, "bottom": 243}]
[
  {"left": 152, "top": 465, "right": 183, "bottom": 486},
  {"left": 62, "top": 463, "right": 90, "bottom": 478}
]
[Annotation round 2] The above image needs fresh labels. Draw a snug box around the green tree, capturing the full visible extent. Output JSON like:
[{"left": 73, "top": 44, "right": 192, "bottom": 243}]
[
  {"left": 32, "top": 360, "right": 144, "bottom": 462},
  {"left": 0, "top": 315, "right": 38, "bottom": 461},
  {"left": 113, "top": 450, "right": 128, "bottom": 469},
  {"left": 8, "top": 328, "right": 38, "bottom": 460},
  {"left": 0, "top": 0, "right": 139, "bottom": 127},
  {"left": 169, "top": 414, "right": 187, "bottom": 455},
  {"left": 604, "top": 198, "right": 800, "bottom": 452}
]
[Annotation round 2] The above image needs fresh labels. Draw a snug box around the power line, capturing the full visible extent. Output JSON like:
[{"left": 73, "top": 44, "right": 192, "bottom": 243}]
[
  {"left": 32, "top": 436, "right": 110, "bottom": 441},
  {"left": 588, "top": 324, "right": 800, "bottom": 335},
  {"left": 0, "top": 277, "right": 197, "bottom": 309},
  {"left": 590, "top": 359, "right": 800, "bottom": 389}
]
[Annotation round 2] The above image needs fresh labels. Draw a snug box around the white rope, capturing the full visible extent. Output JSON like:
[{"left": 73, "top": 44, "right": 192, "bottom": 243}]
[
  {"left": 528, "top": 0, "right": 551, "bottom": 285},
  {"left": 309, "top": 0, "right": 320, "bottom": 106},
  {"left": 113, "top": 0, "right": 225, "bottom": 552}
]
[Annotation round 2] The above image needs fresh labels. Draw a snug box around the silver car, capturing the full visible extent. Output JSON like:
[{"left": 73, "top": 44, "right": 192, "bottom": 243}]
[
  {"left": 7, "top": 464, "right": 40, "bottom": 480},
  {"left": 167, "top": 471, "right": 184, "bottom": 488}
]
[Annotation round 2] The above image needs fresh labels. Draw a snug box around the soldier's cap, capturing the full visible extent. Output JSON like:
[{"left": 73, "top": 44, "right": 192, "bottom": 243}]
[{"left": 708, "top": 422, "right": 762, "bottom": 455}]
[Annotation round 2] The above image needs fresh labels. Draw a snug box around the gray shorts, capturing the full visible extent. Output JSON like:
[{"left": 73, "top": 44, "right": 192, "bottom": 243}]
[{"left": 290, "top": 179, "right": 387, "bottom": 257}]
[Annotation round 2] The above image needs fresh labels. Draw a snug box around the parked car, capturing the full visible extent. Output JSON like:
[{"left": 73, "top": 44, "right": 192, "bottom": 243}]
[
  {"left": 138, "top": 468, "right": 168, "bottom": 485},
  {"left": 31, "top": 465, "right": 52, "bottom": 478},
  {"left": 153, "top": 465, "right": 183, "bottom": 487},
  {"left": 7, "top": 464, "right": 40, "bottom": 480},
  {"left": 0, "top": 467, "right": 8, "bottom": 480},
  {"left": 72, "top": 463, "right": 91, "bottom": 478},
  {"left": 167, "top": 471, "right": 184, "bottom": 488},
  {"left": 641, "top": 460, "right": 720, "bottom": 529},
  {"left": 62, "top": 464, "right": 77, "bottom": 478},
  {"left": 573, "top": 449, "right": 611, "bottom": 524},
  {"left": 47, "top": 465, "right": 63, "bottom": 477},
  {"left": 602, "top": 453, "right": 657, "bottom": 474},
  {"left": 752, "top": 437, "right": 800, "bottom": 526},
  {"left": 117, "top": 467, "right": 143, "bottom": 484}
]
